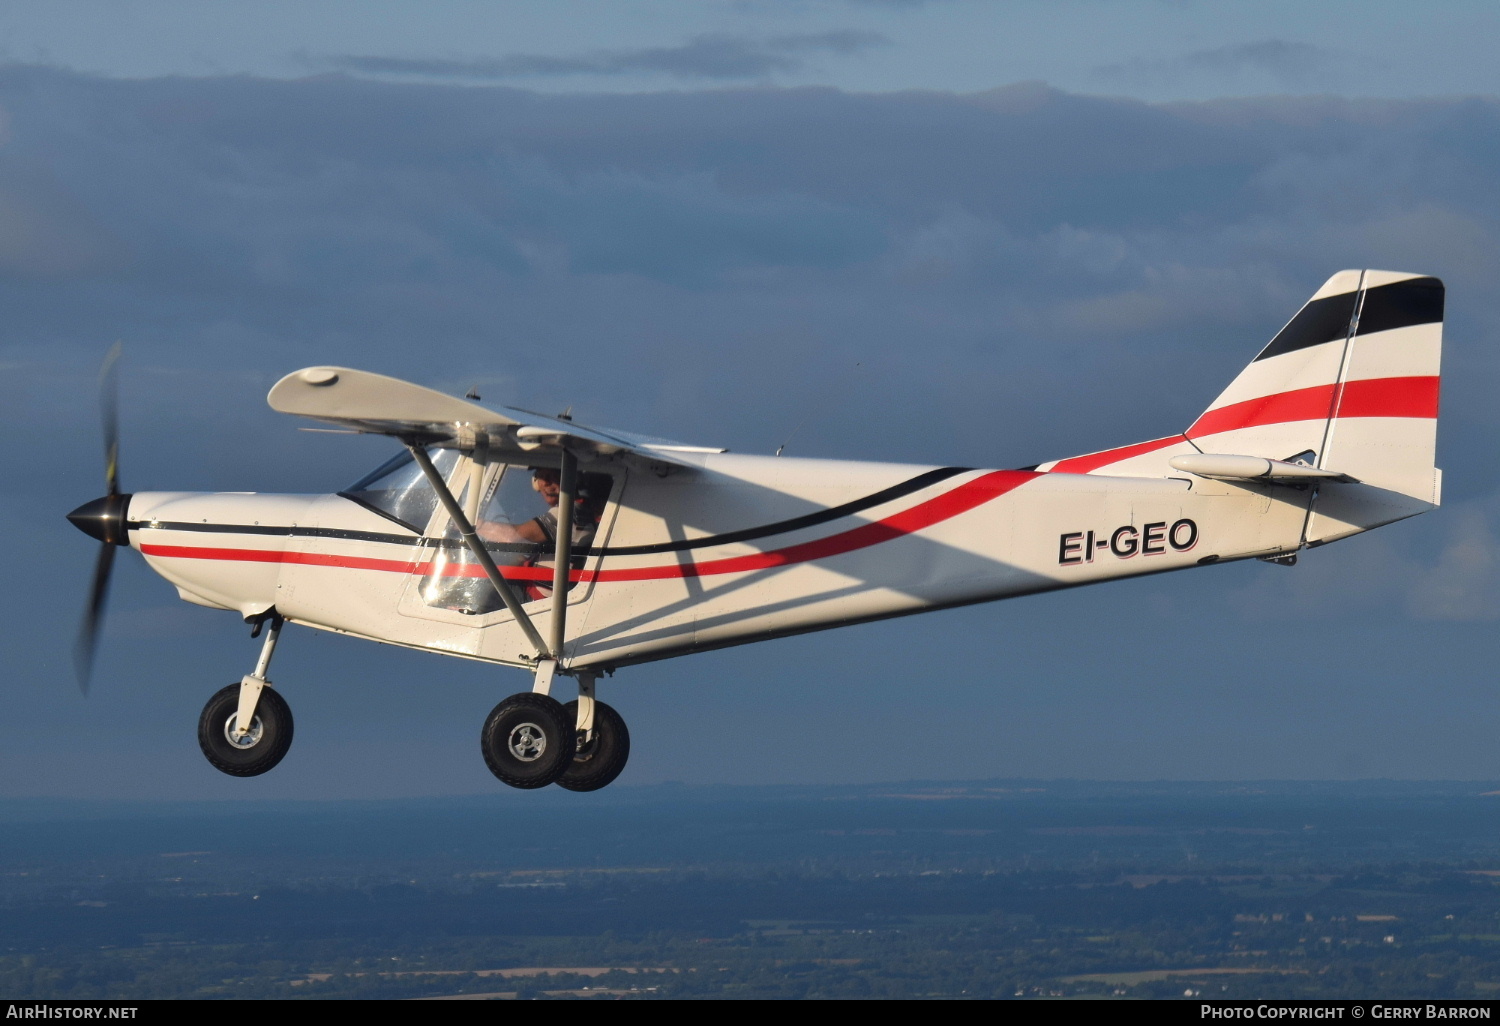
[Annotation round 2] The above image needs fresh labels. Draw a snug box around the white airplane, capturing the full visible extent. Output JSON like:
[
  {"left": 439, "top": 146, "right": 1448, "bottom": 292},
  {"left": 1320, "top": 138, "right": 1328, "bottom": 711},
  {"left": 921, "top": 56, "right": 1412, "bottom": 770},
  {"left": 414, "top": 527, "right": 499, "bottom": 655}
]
[{"left": 67, "top": 270, "right": 1443, "bottom": 791}]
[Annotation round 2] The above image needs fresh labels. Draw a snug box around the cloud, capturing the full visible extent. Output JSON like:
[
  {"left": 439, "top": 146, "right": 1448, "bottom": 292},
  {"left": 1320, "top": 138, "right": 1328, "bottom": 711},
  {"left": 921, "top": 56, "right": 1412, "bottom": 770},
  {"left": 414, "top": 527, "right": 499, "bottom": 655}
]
[
  {"left": 1095, "top": 39, "right": 1355, "bottom": 91},
  {"left": 1409, "top": 507, "right": 1500, "bottom": 620},
  {"left": 1219, "top": 496, "right": 1500, "bottom": 625},
  {"left": 0, "top": 69, "right": 1496, "bottom": 473},
  {"left": 327, "top": 31, "right": 889, "bottom": 82},
  {"left": 504, "top": 166, "right": 886, "bottom": 284}
]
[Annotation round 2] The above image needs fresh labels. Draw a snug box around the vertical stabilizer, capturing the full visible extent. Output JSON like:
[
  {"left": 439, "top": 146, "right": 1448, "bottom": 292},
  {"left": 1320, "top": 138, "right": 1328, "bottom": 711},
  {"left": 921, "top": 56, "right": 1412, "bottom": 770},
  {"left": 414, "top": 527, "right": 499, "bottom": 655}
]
[
  {"left": 1186, "top": 270, "right": 1443, "bottom": 544},
  {"left": 1034, "top": 270, "right": 1443, "bottom": 548}
]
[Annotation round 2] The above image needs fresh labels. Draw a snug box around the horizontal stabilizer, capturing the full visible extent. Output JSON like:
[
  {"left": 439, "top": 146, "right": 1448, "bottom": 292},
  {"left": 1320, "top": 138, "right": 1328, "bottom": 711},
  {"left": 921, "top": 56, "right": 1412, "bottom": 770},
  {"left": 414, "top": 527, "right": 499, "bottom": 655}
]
[
  {"left": 1168, "top": 453, "right": 1356, "bottom": 483},
  {"left": 268, "top": 366, "right": 712, "bottom": 468}
]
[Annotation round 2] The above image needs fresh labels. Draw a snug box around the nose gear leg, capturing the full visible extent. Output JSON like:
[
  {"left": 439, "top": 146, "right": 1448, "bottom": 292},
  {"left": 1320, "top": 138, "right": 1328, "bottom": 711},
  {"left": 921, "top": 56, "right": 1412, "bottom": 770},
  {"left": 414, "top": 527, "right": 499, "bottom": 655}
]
[{"left": 233, "top": 612, "right": 283, "bottom": 741}]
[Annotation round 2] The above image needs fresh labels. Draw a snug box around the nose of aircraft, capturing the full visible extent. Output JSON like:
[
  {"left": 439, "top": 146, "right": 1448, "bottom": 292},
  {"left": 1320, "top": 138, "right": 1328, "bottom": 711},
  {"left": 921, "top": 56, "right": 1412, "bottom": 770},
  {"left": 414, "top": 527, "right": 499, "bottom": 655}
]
[{"left": 67, "top": 493, "right": 133, "bottom": 546}]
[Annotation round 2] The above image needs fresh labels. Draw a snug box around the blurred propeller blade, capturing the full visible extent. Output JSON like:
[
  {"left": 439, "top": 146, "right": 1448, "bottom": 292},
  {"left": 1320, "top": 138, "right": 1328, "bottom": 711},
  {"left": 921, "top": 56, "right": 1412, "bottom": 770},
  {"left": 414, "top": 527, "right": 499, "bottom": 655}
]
[
  {"left": 100, "top": 341, "right": 121, "bottom": 496},
  {"left": 72, "top": 343, "right": 125, "bottom": 695},
  {"left": 74, "top": 541, "right": 116, "bottom": 694}
]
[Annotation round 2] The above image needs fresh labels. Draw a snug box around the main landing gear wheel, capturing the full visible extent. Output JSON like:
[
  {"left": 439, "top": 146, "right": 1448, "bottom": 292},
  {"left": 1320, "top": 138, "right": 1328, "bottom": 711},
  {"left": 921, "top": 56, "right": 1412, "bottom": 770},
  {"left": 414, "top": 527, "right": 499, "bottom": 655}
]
[
  {"left": 481, "top": 693, "right": 574, "bottom": 789},
  {"left": 556, "top": 699, "right": 630, "bottom": 792},
  {"left": 197, "top": 684, "right": 294, "bottom": 777}
]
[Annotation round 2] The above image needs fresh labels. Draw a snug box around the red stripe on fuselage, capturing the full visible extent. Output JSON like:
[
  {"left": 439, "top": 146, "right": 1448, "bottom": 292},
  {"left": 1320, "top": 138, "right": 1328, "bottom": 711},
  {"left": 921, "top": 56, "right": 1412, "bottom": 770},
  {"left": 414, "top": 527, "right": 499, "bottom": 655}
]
[
  {"left": 1189, "top": 375, "right": 1439, "bottom": 439},
  {"left": 139, "top": 469, "right": 1038, "bottom": 583},
  {"left": 1047, "top": 435, "right": 1185, "bottom": 475}
]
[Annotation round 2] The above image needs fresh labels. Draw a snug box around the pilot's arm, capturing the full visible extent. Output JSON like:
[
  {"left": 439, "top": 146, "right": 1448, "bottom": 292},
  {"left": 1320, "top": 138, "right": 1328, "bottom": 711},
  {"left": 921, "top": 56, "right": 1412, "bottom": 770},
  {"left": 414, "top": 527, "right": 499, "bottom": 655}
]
[
  {"left": 475, "top": 519, "right": 548, "bottom": 544},
  {"left": 514, "top": 519, "right": 548, "bottom": 544}
]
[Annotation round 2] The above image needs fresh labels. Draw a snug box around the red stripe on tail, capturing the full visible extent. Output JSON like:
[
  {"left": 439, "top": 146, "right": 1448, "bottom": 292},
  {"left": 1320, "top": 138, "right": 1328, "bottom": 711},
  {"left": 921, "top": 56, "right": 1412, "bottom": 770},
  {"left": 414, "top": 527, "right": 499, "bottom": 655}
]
[{"left": 1188, "top": 375, "right": 1438, "bottom": 439}]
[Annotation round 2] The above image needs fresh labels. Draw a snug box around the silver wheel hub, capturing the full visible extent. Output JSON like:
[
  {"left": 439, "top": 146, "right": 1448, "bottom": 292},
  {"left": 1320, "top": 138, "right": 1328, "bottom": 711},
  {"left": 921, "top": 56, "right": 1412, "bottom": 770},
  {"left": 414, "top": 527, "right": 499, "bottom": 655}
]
[
  {"left": 507, "top": 722, "right": 548, "bottom": 762},
  {"left": 223, "top": 714, "right": 264, "bottom": 750}
]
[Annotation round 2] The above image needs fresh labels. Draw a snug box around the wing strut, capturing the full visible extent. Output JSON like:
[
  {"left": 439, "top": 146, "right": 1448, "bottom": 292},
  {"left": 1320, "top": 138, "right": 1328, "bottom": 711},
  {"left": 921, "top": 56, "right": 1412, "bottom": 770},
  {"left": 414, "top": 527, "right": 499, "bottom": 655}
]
[
  {"left": 549, "top": 449, "right": 577, "bottom": 662},
  {"left": 406, "top": 443, "right": 552, "bottom": 661}
]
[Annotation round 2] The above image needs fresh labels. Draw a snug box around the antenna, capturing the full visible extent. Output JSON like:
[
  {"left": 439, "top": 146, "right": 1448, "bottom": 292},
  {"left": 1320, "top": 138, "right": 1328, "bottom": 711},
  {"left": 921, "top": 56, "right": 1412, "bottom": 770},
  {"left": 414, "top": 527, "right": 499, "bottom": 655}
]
[
  {"left": 464, "top": 386, "right": 482, "bottom": 401},
  {"left": 774, "top": 362, "right": 863, "bottom": 457}
]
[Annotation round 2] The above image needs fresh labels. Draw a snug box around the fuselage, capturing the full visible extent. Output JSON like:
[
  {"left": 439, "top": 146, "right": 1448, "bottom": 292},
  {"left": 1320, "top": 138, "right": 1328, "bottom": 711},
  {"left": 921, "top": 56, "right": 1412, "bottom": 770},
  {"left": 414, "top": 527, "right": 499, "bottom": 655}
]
[{"left": 124, "top": 449, "right": 1313, "bottom": 673}]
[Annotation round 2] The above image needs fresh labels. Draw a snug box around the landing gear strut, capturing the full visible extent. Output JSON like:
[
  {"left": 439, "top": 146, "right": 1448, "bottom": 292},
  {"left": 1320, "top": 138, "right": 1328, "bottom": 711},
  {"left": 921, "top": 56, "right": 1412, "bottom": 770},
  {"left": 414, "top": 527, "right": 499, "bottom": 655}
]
[
  {"left": 558, "top": 672, "right": 630, "bottom": 792},
  {"left": 557, "top": 699, "right": 629, "bottom": 792},
  {"left": 197, "top": 612, "right": 294, "bottom": 777}
]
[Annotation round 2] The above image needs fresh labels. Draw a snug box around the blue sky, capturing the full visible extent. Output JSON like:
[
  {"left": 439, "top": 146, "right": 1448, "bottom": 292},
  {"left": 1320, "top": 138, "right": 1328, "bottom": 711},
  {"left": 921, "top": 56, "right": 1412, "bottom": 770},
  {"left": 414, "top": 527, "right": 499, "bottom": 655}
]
[
  {"left": 4, "top": 0, "right": 1500, "bottom": 101},
  {"left": 4, "top": 2, "right": 1500, "bottom": 799}
]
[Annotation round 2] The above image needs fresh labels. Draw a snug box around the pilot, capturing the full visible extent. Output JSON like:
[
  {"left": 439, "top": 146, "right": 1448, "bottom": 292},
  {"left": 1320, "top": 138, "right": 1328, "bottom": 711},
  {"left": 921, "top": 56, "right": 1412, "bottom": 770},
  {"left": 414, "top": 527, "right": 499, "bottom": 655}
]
[
  {"left": 476, "top": 468, "right": 602, "bottom": 601},
  {"left": 527, "top": 466, "right": 600, "bottom": 600},
  {"left": 476, "top": 467, "right": 596, "bottom": 548}
]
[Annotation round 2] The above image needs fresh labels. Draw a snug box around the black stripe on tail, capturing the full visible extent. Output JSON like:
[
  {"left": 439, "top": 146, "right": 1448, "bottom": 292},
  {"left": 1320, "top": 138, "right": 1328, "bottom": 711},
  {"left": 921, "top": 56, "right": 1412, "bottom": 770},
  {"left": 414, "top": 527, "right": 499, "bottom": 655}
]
[{"left": 1254, "top": 276, "right": 1443, "bottom": 363}]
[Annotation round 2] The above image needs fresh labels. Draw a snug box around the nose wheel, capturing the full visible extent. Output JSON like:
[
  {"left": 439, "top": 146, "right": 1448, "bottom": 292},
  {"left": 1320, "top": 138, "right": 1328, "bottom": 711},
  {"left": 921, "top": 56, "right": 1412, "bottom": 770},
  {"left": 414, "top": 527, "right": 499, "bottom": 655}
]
[
  {"left": 197, "top": 684, "right": 294, "bottom": 777},
  {"left": 198, "top": 611, "right": 294, "bottom": 777}
]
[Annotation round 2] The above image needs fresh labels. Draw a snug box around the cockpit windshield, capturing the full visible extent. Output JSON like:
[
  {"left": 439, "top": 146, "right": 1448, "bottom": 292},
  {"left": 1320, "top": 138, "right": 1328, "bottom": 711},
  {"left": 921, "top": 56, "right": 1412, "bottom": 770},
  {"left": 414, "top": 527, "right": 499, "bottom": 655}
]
[{"left": 340, "top": 448, "right": 461, "bottom": 533}]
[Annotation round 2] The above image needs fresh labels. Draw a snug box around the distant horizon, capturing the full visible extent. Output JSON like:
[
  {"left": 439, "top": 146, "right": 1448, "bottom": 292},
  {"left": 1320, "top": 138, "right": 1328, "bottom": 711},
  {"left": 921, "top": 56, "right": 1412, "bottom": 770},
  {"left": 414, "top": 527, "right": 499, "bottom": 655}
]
[{"left": 4, "top": 775, "right": 1500, "bottom": 813}]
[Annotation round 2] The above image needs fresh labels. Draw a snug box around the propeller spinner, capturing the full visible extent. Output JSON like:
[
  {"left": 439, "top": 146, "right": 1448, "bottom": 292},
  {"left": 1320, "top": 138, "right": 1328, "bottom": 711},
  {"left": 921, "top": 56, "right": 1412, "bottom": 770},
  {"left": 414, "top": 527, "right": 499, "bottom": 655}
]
[{"left": 68, "top": 343, "right": 131, "bottom": 693}]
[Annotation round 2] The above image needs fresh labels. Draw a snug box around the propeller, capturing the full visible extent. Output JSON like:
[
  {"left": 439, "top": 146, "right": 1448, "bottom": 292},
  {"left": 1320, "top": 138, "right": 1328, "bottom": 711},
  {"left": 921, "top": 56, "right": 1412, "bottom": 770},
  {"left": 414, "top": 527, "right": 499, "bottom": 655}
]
[{"left": 67, "top": 343, "right": 130, "bottom": 694}]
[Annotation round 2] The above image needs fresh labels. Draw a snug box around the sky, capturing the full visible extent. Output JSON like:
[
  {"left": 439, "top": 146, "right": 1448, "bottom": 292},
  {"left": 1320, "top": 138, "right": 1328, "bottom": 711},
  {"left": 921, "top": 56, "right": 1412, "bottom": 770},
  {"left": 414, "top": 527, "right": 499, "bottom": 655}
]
[{"left": 4, "top": 1, "right": 1500, "bottom": 799}]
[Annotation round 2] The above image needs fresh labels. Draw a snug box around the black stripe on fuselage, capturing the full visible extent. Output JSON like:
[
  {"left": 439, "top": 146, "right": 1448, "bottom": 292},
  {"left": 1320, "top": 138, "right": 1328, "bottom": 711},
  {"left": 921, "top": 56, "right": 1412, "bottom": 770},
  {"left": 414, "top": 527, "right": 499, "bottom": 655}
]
[
  {"left": 1253, "top": 276, "right": 1444, "bottom": 363},
  {"left": 129, "top": 519, "right": 540, "bottom": 557},
  {"left": 130, "top": 466, "right": 972, "bottom": 558},
  {"left": 600, "top": 465, "right": 970, "bottom": 556},
  {"left": 131, "top": 520, "right": 422, "bottom": 546}
]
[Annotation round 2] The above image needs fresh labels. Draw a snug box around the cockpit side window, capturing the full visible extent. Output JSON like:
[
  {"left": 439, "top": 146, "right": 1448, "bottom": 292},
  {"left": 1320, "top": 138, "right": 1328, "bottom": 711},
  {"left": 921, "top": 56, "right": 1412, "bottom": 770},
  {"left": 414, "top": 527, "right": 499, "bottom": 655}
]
[
  {"left": 420, "top": 464, "right": 535, "bottom": 615},
  {"left": 340, "top": 448, "right": 461, "bottom": 533},
  {"left": 479, "top": 464, "right": 546, "bottom": 533},
  {"left": 418, "top": 465, "right": 617, "bottom": 615}
]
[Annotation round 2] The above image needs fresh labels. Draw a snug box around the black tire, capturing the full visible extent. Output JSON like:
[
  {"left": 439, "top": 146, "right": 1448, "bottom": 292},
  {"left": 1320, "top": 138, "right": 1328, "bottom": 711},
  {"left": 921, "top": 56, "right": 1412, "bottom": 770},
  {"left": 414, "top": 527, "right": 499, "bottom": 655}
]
[
  {"left": 556, "top": 699, "right": 630, "bottom": 792},
  {"left": 480, "top": 693, "right": 574, "bottom": 789},
  {"left": 197, "top": 684, "right": 294, "bottom": 777}
]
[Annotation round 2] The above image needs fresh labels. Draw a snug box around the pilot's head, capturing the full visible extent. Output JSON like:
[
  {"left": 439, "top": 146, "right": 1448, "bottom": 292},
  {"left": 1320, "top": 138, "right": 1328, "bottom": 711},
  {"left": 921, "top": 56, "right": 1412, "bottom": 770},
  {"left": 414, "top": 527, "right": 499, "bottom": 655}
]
[{"left": 530, "top": 467, "right": 561, "bottom": 506}]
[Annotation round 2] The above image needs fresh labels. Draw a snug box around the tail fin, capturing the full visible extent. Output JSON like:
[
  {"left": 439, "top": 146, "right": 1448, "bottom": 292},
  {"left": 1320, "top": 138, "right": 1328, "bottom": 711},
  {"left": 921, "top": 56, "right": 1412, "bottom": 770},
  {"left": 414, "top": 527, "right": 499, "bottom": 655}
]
[
  {"left": 1035, "top": 270, "right": 1443, "bottom": 541},
  {"left": 1187, "top": 270, "right": 1442, "bottom": 542}
]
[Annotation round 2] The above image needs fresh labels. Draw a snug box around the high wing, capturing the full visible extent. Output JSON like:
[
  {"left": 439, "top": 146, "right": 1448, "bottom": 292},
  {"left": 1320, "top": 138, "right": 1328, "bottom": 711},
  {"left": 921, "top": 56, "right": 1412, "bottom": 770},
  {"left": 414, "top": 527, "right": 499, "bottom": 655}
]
[
  {"left": 267, "top": 366, "right": 722, "bottom": 468},
  {"left": 268, "top": 365, "right": 728, "bottom": 670}
]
